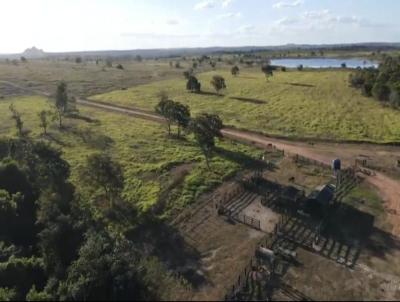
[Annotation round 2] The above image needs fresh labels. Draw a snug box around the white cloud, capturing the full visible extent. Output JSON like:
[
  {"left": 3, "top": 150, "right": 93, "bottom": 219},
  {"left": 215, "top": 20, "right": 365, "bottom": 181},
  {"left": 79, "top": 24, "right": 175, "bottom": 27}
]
[
  {"left": 194, "top": 0, "right": 215, "bottom": 10},
  {"left": 274, "top": 17, "right": 299, "bottom": 26},
  {"left": 272, "top": 9, "right": 390, "bottom": 34},
  {"left": 217, "top": 12, "right": 242, "bottom": 19},
  {"left": 222, "top": 0, "right": 233, "bottom": 8},
  {"left": 273, "top": 0, "right": 304, "bottom": 9},
  {"left": 166, "top": 19, "right": 180, "bottom": 25},
  {"left": 237, "top": 25, "right": 256, "bottom": 33}
]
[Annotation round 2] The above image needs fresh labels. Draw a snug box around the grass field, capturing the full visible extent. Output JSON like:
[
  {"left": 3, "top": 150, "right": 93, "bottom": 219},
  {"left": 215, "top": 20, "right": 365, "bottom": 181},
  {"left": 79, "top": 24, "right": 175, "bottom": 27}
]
[
  {"left": 0, "top": 96, "right": 262, "bottom": 221},
  {"left": 92, "top": 69, "right": 400, "bottom": 143},
  {"left": 0, "top": 59, "right": 200, "bottom": 98}
]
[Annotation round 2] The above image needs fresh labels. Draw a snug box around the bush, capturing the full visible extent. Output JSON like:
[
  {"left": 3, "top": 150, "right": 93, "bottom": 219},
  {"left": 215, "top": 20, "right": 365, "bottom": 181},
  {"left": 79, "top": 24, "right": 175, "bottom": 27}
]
[
  {"left": 372, "top": 82, "right": 391, "bottom": 102},
  {"left": 0, "top": 288, "right": 16, "bottom": 301},
  {"left": 0, "top": 257, "right": 46, "bottom": 299},
  {"left": 390, "top": 85, "right": 400, "bottom": 107}
]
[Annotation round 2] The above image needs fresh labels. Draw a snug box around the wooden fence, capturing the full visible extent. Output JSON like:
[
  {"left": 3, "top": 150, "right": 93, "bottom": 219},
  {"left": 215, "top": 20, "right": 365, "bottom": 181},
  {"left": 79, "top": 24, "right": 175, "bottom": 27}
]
[{"left": 293, "top": 154, "right": 331, "bottom": 169}]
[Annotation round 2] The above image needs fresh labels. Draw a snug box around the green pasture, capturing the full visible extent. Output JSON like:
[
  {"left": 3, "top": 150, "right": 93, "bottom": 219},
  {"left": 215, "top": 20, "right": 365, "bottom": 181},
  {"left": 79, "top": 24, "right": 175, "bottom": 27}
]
[{"left": 92, "top": 69, "right": 400, "bottom": 143}]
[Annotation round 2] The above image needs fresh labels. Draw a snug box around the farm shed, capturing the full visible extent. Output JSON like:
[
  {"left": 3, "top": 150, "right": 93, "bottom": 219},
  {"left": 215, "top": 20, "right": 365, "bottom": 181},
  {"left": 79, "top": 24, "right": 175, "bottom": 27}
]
[
  {"left": 303, "top": 184, "right": 335, "bottom": 218},
  {"left": 281, "top": 186, "right": 304, "bottom": 202},
  {"left": 307, "top": 184, "right": 335, "bottom": 205}
]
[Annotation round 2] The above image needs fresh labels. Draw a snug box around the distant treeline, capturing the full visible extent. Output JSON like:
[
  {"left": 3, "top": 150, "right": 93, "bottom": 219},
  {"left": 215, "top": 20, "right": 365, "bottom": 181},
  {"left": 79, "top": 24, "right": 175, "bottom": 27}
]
[{"left": 349, "top": 55, "right": 400, "bottom": 107}]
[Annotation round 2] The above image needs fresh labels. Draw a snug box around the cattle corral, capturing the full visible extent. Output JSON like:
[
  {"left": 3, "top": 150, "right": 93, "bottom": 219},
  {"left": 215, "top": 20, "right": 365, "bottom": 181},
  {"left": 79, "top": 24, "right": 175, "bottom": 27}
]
[{"left": 166, "top": 142, "right": 400, "bottom": 301}]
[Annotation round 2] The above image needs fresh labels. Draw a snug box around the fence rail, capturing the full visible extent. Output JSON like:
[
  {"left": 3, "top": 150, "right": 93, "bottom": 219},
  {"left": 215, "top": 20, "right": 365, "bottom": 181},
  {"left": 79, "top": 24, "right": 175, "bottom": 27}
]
[{"left": 293, "top": 154, "right": 331, "bottom": 169}]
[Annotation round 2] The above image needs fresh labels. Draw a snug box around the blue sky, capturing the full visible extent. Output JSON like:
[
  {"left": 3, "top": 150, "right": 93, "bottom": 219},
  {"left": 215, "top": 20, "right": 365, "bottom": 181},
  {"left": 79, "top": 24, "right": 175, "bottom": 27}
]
[{"left": 0, "top": 0, "right": 399, "bottom": 53}]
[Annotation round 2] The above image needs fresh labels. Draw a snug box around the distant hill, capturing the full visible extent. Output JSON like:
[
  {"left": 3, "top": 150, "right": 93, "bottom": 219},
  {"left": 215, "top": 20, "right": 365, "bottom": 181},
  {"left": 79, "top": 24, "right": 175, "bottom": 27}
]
[
  {"left": 22, "top": 46, "right": 46, "bottom": 58},
  {"left": 1, "top": 42, "right": 399, "bottom": 60}
]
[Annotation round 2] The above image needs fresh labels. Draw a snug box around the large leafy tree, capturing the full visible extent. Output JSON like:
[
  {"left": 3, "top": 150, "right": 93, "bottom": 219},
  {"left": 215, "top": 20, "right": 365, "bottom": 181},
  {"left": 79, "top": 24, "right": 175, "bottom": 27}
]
[
  {"left": 155, "top": 100, "right": 191, "bottom": 137},
  {"left": 186, "top": 75, "right": 201, "bottom": 93},
  {"left": 155, "top": 99, "right": 175, "bottom": 136},
  {"left": 210, "top": 75, "right": 226, "bottom": 95},
  {"left": 261, "top": 64, "right": 274, "bottom": 81},
  {"left": 231, "top": 66, "right": 240, "bottom": 77},
  {"left": 172, "top": 102, "right": 191, "bottom": 137},
  {"left": 80, "top": 153, "right": 124, "bottom": 208},
  {"left": 59, "top": 231, "right": 150, "bottom": 301},
  {"left": 189, "top": 114, "right": 223, "bottom": 169}
]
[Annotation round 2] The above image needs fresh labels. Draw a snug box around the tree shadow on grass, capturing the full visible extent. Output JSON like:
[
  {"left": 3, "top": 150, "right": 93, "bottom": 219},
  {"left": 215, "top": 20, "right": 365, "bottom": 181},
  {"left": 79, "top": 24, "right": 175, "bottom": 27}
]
[
  {"left": 41, "top": 133, "right": 70, "bottom": 147},
  {"left": 283, "top": 82, "right": 316, "bottom": 88},
  {"left": 196, "top": 91, "right": 224, "bottom": 97},
  {"left": 229, "top": 96, "right": 268, "bottom": 105},
  {"left": 126, "top": 218, "right": 208, "bottom": 289},
  {"left": 66, "top": 126, "right": 114, "bottom": 150},
  {"left": 215, "top": 147, "right": 276, "bottom": 171},
  {"left": 66, "top": 113, "right": 100, "bottom": 124}
]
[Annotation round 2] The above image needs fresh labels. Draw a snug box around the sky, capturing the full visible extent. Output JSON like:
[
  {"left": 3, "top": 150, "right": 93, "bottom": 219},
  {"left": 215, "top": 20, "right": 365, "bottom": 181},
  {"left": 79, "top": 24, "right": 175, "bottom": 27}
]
[{"left": 0, "top": 0, "right": 399, "bottom": 53}]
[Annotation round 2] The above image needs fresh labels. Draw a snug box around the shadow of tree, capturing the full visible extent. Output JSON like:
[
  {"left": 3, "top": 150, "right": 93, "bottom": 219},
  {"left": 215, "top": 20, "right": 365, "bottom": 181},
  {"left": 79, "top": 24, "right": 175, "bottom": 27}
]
[
  {"left": 126, "top": 218, "right": 207, "bottom": 289},
  {"left": 66, "top": 126, "right": 114, "bottom": 150},
  {"left": 196, "top": 91, "right": 224, "bottom": 97},
  {"left": 66, "top": 113, "right": 100, "bottom": 124},
  {"left": 229, "top": 97, "right": 268, "bottom": 105},
  {"left": 283, "top": 82, "right": 316, "bottom": 88},
  {"left": 215, "top": 147, "right": 276, "bottom": 171}
]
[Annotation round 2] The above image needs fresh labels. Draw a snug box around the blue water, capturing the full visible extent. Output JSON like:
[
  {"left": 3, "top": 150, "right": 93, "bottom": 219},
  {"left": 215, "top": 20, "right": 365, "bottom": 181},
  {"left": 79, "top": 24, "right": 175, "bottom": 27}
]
[{"left": 270, "top": 58, "right": 378, "bottom": 69}]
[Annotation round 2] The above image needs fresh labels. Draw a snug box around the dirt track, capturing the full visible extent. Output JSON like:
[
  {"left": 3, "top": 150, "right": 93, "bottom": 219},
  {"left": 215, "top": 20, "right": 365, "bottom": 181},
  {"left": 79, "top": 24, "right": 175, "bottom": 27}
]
[{"left": 77, "top": 99, "right": 400, "bottom": 235}]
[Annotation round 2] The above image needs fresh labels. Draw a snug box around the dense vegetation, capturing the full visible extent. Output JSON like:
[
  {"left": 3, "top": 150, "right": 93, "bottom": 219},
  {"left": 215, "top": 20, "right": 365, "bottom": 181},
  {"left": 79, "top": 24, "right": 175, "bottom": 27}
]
[
  {"left": 349, "top": 55, "right": 400, "bottom": 107},
  {"left": 0, "top": 138, "right": 165, "bottom": 300}
]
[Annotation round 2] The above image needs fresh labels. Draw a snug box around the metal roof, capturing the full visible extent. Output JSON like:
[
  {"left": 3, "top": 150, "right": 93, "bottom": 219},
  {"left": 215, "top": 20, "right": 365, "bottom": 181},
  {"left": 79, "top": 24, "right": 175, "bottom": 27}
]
[{"left": 308, "top": 184, "right": 335, "bottom": 204}]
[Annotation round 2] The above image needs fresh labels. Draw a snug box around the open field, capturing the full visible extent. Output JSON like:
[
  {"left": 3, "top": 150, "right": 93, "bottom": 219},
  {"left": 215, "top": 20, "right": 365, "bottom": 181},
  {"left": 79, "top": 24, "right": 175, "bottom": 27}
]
[
  {"left": 92, "top": 69, "right": 400, "bottom": 143},
  {"left": 0, "top": 59, "right": 206, "bottom": 98},
  {"left": 0, "top": 96, "right": 263, "bottom": 221}
]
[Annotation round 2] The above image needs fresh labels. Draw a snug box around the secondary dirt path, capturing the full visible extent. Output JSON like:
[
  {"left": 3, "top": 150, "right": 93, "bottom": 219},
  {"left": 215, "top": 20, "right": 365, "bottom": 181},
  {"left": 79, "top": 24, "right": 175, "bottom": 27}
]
[{"left": 76, "top": 99, "right": 400, "bottom": 235}]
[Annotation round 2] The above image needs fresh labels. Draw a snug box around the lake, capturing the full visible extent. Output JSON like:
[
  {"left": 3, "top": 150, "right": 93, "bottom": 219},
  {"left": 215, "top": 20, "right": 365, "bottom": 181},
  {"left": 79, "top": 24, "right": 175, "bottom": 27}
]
[{"left": 270, "top": 58, "right": 378, "bottom": 69}]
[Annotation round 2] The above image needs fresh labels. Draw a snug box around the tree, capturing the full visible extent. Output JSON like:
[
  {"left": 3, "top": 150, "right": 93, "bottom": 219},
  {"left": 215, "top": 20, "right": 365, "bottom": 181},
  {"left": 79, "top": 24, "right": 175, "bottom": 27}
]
[
  {"left": 80, "top": 153, "right": 124, "bottom": 208},
  {"left": 210, "top": 75, "right": 226, "bottom": 95},
  {"left": 155, "top": 100, "right": 191, "bottom": 137},
  {"left": 175, "top": 61, "right": 181, "bottom": 69},
  {"left": 75, "top": 57, "right": 82, "bottom": 64},
  {"left": 116, "top": 64, "right": 124, "bottom": 70},
  {"left": 389, "top": 85, "right": 400, "bottom": 107},
  {"left": 189, "top": 114, "right": 223, "bottom": 169},
  {"left": 135, "top": 55, "right": 143, "bottom": 62},
  {"left": 155, "top": 99, "right": 175, "bottom": 135},
  {"left": 59, "top": 231, "right": 150, "bottom": 301},
  {"left": 54, "top": 82, "right": 68, "bottom": 128},
  {"left": 372, "top": 82, "right": 390, "bottom": 102},
  {"left": 0, "top": 288, "right": 16, "bottom": 301},
  {"left": 26, "top": 285, "right": 52, "bottom": 301},
  {"left": 105, "top": 58, "right": 113, "bottom": 68},
  {"left": 38, "top": 110, "right": 51, "bottom": 135},
  {"left": 172, "top": 103, "right": 191, "bottom": 137},
  {"left": 186, "top": 76, "right": 201, "bottom": 93},
  {"left": 9, "top": 104, "right": 24, "bottom": 136},
  {"left": 231, "top": 66, "right": 240, "bottom": 77},
  {"left": 183, "top": 69, "right": 193, "bottom": 80},
  {"left": 297, "top": 64, "right": 304, "bottom": 71},
  {"left": 261, "top": 65, "right": 274, "bottom": 81},
  {"left": 20, "top": 57, "right": 27, "bottom": 63},
  {"left": 341, "top": 63, "right": 347, "bottom": 68}
]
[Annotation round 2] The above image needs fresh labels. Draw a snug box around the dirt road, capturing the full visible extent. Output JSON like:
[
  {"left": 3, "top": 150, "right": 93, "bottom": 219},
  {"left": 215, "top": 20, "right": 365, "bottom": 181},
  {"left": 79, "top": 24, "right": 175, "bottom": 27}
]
[{"left": 76, "top": 99, "right": 400, "bottom": 235}]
